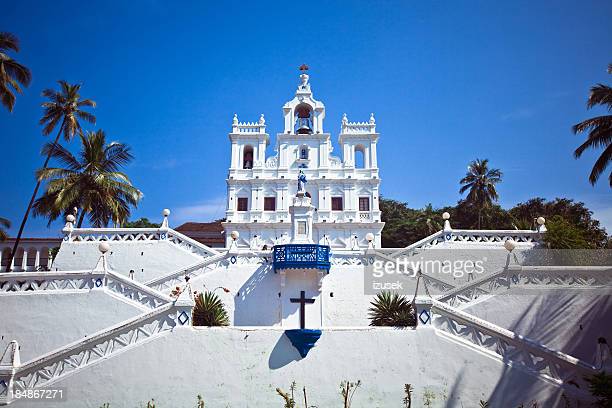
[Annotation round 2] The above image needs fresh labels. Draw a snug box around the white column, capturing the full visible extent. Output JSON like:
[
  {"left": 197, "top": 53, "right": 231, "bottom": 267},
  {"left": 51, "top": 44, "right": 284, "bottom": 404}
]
[
  {"left": 34, "top": 249, "right": 41, "bottom": 270},
  {"left": 21, "top": 250, "right": 28, "bottom": 271},
  {"left": 370, "top": 141, "right": 378, "bottom": 169}
]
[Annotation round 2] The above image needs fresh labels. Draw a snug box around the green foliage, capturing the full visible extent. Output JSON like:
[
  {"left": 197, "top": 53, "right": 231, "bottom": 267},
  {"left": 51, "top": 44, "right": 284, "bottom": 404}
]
[
  {"left": 403, "top": 384, "right": 413, "bottom": 408},
  {"left": 193, "top": 291, "right": 230, "bottom": 326},
  {"left": 0, "top": 217, "right": 10, "bottom": 241},
  {"left": 122, "top": 218, "right": 161, "bottom": 228},
  {"left": 368, "top": 291, "right": 416, "bottom": 327},
  {"left": 572, "top": 63, "right": 612, "bottom": 186},
  {"left": 381, "top": 196, "right": 609, "bottom": 249},
  {"left": 459, "top": 159, "right": 503, "bottom": 228},
  {"left": 276, "top": 381, "right": 298, "bottom": 408},
  {"left": 32, "top": 130, "right": 143, "bottom": 228},
  {"left": 542, "top": 215, "right": 590, "bottom": 249},
  {"left": 585, "top": 371, "right": 612, "bottom": 407},
  {"left": 0, "top": 32, "right": 31, "bottom": 112}
]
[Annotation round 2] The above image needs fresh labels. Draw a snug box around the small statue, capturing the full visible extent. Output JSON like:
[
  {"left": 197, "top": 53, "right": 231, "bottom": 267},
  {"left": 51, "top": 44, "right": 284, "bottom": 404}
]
[{"left": 297, "top": 170, "right": 307, "bottom": 194}]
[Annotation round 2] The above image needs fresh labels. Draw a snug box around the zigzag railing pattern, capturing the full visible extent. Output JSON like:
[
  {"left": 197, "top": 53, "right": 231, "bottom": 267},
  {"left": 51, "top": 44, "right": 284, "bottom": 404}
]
[
  {"left": 0, "top": 271, "right": 104, "bottom": 293},
  {"left": 65, "top": 227, "right": 219, "bottom": 259},
  {"left": 105, "top": 271, "right": 173, "bottom": 310},
  {"left": 448, "top": 229, "right": 540, "bottom": 245},
  {"left": 165, "top": 229, "right": 219, "bottom": 258},
  {"left": 430, "top": 300, "right": 597, "bottom": 393},
  {"left": 389, "top": 231, "right": 446, "bottom": 259},
  {"left": 437, "top": 266, "right": 612, "bottom": 308},
  {"left": 12, "top": 303, "right": 177, "bottom": 391},
  {"left": 144, "top": 253, "right": 229, "bottom": 293}
]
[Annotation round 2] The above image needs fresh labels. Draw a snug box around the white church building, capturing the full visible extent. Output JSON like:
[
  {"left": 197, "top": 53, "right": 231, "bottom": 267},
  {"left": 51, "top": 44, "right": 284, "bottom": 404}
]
[
  {"left": 0, "top": 69, "right": 610, "bottom": 407},
  {"left": 224, "top": 66, "right": 383, "bottom": 249}
]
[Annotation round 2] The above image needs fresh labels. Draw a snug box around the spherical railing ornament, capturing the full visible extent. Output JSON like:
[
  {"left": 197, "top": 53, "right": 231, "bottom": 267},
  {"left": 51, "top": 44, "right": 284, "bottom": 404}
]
[
  {"left": 98, "top": 242, "right": 111, "bottom": 254},
  {"left": 230, "top": 231, "right": 240, "bottom": 241},
  {"left": 162, "top": 208, "right": 171, "bottom": 217},
  {"left": 365, "top": 233, "right": 374, "bottom": 242},
  {"left": 537, "top": 216, "right": 545, "bottom": 225},
  {"left": 442, "top": 212, "right": 451, "bottom": 220},
  {"left": 66, "top": 214, "right": 76, "bottom": 223},
  {"left": 504, "top": 239, "right": 516, "bottom": 252}
]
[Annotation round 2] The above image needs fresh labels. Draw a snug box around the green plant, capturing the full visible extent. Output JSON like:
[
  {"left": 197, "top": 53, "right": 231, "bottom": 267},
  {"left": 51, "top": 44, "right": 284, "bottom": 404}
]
[
  {"left": 422, "top": 388, "right": 435, "bottom": 407},
  {"left": 572, "top": 63, "right": 612, "bottom": 186},
  {"left": 585, "top": 371, "right": 612, "bottom": 407},
  {"left": 459, "top": 158, "right": 503, "bottom": 229},
  {"left": 368, "top": 291, "right": 416, "bottom": 327},
  {"left": 122, "top": 217, "right": 161, "bottom": 228},
  {"left": 32, "top": 130, "right": 142, "bottom": 227},
  {"left": 543, "top": 215, "right": 590, "bottom": 249},
  {"left": 8, "top": 80, "right": 96, "bottom": 270},
  {"left": 193, "top": 291, "right": 230, "bottom": 326},
  {"left": 0, "top": 32, "right": 31, "bottom": 112},
  {"left": 340, "top": 380, "right": 360, "bottom": 408},
  {"left": 403, "top": 384, "right": 413, "bottom": 408},
  {"left": 276, "top": 381, "right": 297, "bottom": 408}
]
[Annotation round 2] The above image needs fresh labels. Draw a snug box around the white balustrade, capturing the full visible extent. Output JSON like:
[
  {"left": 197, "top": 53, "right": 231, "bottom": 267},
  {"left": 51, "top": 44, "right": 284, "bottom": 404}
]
[
  {"left": 429, "top": 299, "right": 597, "bottom": 393},
  {"left": 145, "top": 253, "right": 230, "bottom": 293}
]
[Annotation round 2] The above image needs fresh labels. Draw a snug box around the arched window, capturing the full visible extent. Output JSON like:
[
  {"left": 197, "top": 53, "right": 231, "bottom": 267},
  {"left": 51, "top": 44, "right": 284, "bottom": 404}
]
[
  {"left": 294, "top": 103, "right": 313, "bottom": 134},
  {"left": 299, "top": 145, "right": 309, "bottom": 160},
  {"left": 355, "top": 145, "right": 366, "bottom": 169},
  {"left": 243, "top": 145, "right": 254, "bottom": 169}
]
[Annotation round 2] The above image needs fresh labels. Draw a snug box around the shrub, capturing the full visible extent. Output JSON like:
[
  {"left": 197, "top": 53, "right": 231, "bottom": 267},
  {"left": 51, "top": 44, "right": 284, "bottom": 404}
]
[
  {"left": 193, "top": 291, "right": 230, "bottom": 326},
  {"left": 368, "top": 291, "right": 416, "bottom": 327}
]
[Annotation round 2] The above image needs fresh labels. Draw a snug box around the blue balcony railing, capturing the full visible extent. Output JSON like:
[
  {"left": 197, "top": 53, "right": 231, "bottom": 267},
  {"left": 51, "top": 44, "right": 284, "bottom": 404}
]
[{"left": 273, "top": 244, "right": 331, "bottom": 271}]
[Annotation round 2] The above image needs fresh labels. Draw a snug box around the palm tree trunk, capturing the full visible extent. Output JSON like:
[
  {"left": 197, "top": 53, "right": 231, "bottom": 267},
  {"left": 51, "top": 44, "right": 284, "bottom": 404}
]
[
  {"left": 6, "top": 123, "right": 65, "bottom": 271},
  {"left": 77, "top": 210, "right": 86, "bottom": 228}
]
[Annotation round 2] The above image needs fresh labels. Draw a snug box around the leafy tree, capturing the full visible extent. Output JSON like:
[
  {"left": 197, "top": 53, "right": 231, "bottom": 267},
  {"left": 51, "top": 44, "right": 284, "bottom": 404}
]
[
  {"left": 510, "top": 198, "right": 608, "bottom": 248},
  {"left": 193, "top": 291, "right": 230, "bottom": 326},
  {"left": 0, "top": 32, "right": 31, "bottom": 112},
  {"left": 32, "top": 130, "right": 142, "bottom": 227},
  {"left": 0, "top": 217, "right": 10, "bottom": 241},
  {"left": 543, "top": 215, "right": 589, "bottom": 249},
  {"left": 122, "top": 218, "right": 160, "bottom": 228},
  {"left": 368, "top": 291, "right": 416, "bottom": 327},
  {"left": 8, "top": 81, "right": 95, "bottom": 270},
  {"left": 572, "top": 63, "right": 612, "bottom": 187},
  {"left": 380, "top": 199, "right": 444, "bottom": 247},
  {"left": 585, "top": 371, "right": 612, "bottom": 408},
  {"left": 459, "top": 159, "right": 503, "bottom": 228}
]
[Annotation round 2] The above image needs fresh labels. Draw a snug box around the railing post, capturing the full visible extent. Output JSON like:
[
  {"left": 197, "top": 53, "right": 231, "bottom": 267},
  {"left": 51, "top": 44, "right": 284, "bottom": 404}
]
[
  {"left": 442, "top": 212, "right": 453, "bottom": 242},
  {"left": 0, "top": 341, "right": 20, "bottom": 405},
  {"left": 174, "top": 279, "right": 195, "bottom": 328},
  {"left": 414, "top": 296, "right": 434, "bottom": 327}
]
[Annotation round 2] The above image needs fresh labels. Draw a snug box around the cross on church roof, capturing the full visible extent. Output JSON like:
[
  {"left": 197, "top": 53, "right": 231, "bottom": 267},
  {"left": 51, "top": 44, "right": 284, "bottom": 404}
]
[{"left": 299, "top": 64, "right": 309, "bottom": 71}]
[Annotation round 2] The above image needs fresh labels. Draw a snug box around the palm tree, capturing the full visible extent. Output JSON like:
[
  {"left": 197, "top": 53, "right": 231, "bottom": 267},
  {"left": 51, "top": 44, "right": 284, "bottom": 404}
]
[
  {"left": 572, "top": 63, "right": 612, "bottom": 187},
  {"left": 33, "top": 130, "right": 143, "bottom": 227},
  {"left": 0, "top": 32, "right": 31, "bottom": 112},
  {"left": 459, "top": 158, "right": 502, "bottom": 229},
  {"left": 0, "top": 217, "right": 10, "bottom": 241},
  {"left": 368, "top": 291, "right": 416, "bottom": 327},
  {"left": 193, "top": 291, "right": 230, "bottom": 326},
  {"left": 7, "top": 81, "right": 95, "bottom": 270}
]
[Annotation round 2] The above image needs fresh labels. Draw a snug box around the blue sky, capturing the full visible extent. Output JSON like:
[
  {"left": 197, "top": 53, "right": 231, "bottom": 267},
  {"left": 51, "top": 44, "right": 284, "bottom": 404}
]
[{"left": 1, "top": 0, "right": 611, "bottom": 237}]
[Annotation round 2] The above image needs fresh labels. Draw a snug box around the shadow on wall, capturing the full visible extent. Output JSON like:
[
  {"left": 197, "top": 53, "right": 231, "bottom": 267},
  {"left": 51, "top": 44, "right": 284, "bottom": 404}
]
[
  {"left": 268, "top": 332, "right": 301, "bottom": 369},
  {"left": 486, "top": 288, "right": 612, "bottom": 405},
  {"left": 234, "top": 264, "right": 279, "bottom": 325}
]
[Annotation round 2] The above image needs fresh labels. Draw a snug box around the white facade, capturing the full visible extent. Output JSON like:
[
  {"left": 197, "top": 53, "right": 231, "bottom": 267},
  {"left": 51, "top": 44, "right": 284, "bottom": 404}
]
[{"left": 223, "top": 70, "right": 384, "bottom": 249}]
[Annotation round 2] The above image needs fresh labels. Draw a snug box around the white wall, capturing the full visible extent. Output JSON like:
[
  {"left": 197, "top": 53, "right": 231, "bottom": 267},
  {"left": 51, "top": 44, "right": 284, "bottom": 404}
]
[
  {"left": 26, "top": 327, "right": 571, "bottom": 407},
  {"left": 53, "top": 241, "right": 201, "bottom": 282},
  {"left": 0, "top": 291, "right": 141, "bottom": 362}
]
